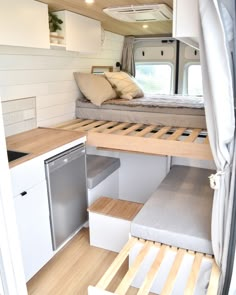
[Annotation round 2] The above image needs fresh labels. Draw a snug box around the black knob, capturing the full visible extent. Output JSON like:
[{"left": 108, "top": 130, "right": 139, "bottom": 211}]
[{"left": 20, "top": 191, "right": 27, "bottom": 196}]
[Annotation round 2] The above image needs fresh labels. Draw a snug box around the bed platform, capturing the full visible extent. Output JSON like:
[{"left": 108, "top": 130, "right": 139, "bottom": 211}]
[
  {"left": 88, "top": 237, "right": 220, "bottom": 295},
  {"left": 55, "top": 118, "right": 212, "bottom": 160},
  {"left": 76, "top": 95, "right": 206, "bottom": 129}
]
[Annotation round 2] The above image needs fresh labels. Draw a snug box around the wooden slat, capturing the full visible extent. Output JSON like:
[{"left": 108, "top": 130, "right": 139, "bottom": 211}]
[
  {"left": 90, "top": 121, "right": 117, "bottom": 132},
  {"left": 184, "top": 129, "right": 202, "bottom": 143},
  {"left": 184, "top": 253, "right": 203, "bottom": 295},
  {"left": 161, "top": 249, "right": 186, "bottom": 295},
  {"left": 137, "top": 244, "right": 168, "bottom": 295},
  {"left": 87, "top": 132, "right": 213, "bottom": 160},
  {"left": 102, "top": 122, "right": 130, "bottom": 134},
  {"left": 63, "top": 119, "right": 94, "bottom": 130},
  {"left": 78, "top": 120, "right": 106, "bottom": 131},
  {"left": 206, "top": 261, "right": 220, "bottom": 295},
  {"left": 52, "top": 119, "right": 82, "bottom": 128},
  {"left": 96, "top": 237, "right": 138, "bottom": 290},
  {"left": 168, "top": 128, "right": 186, "bottom": 141},
  {"left": 88, "top": 286, "right": 115, "bottom": 295},
  {"left": 151, "top": 126, "right": 172, "bottom": 139},
  {"left": 204, "top": 136, "right": 210, "bottom": 144},
  {"left": 118, "top": 124, "right": 143, "bottom": 136},
  {"left": 135, "top": 125, "right": 157, "bottom": 137},
  {"left": 55, "top": 119, "right": 212, "bottom": 160},
  {"left": 115, "top": 241, "right": 153, "bottom": 295}
]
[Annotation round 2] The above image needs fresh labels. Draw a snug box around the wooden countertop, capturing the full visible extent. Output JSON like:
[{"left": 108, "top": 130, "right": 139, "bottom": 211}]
[{"left": 6, "top": 127, "right": 86, "bottom": 168}]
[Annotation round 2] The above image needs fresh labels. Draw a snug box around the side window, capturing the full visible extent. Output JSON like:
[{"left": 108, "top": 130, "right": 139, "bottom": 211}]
[
  {"left": 135, "top": 63, "right": 173, "bottom": 94},
  {"left": 185, "top": 64, "right": 203, "bottom": 95}
]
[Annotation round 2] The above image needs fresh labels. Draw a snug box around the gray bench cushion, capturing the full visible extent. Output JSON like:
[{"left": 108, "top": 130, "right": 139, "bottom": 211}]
[
  {"left": 130, "top": 165, "right": 214, "bottom": 254},
  {"left": 86, "top": 155, "right": 120, "bottom": 189}
]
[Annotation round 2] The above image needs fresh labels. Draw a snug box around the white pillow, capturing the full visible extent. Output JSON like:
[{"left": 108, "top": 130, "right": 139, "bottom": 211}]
[
  {"left": 104, "top": 71, "right": 144, "bottom": 100},
  {"left": 74, "top": 72, "right": 116, "bottom": 106}
]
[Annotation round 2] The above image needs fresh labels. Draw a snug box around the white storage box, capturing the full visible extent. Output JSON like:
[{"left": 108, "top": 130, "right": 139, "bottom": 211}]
[{"left": 88, "top": 197, "right": 143, "bottom": 252}]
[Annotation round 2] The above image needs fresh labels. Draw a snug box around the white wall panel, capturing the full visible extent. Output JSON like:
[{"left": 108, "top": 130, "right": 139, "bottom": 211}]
[{"left": 0, "top": 31, "right": 124, "bottom": 134}]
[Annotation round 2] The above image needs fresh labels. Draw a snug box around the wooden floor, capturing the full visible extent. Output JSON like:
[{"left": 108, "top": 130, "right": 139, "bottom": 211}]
[{"left": 27, "top": 228, "right": 149, "bottom": 295}]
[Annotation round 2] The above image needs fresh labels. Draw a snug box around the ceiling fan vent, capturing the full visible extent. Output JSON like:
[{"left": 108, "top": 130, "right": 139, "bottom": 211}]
[{"left": 103, "top": 4, "right": 172, "bottom": 22}]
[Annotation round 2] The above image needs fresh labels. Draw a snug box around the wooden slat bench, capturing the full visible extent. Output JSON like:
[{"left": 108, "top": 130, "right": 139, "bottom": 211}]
[
  {"left": 54, "top": 119, "right": 213, "bottom": 160},
  {"left": 88, "top": 237, "right": 220, "bottom": 295}
]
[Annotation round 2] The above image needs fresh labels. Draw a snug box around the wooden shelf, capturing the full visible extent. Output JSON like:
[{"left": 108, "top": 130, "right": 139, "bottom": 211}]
[
  {"left": 49, "top": 34, "right": 64, "bottom": 39},
  {"left": 54, "top": 119, "right": 213, "bottom": 160}
]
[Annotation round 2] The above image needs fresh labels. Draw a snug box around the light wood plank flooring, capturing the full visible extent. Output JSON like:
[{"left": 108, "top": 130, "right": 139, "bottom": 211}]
[{"left": 27, "top": 228, "right": 146, "bottom": 295}]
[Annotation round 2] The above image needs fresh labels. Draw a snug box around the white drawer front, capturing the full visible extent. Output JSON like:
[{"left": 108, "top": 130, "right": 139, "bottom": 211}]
[{"left": 10, "top": 156, "right": 45, "bottom": 197}]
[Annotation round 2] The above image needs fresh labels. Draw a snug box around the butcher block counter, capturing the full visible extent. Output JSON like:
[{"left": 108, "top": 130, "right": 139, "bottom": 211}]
[{"left": 6, "top": 127, "right": 86, "bottom": 168}]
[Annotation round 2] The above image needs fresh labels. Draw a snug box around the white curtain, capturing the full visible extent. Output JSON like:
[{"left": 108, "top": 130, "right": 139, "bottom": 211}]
[
  {"left": 121, "top": 36, "right": 136, "bottom": 76},
  {"left": 198, "top": 0, "right": 235, "bottom": 291}
]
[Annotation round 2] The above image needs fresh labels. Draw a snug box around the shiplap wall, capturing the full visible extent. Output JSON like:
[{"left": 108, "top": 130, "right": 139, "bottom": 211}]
[{"left": 0, "top": 31, "right": 124, "bottom": 135}]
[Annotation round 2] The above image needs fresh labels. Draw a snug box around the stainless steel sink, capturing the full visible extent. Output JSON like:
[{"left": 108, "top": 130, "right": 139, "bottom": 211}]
[{"left": 7, "top": 150, "right": 29, "bottom": 162}]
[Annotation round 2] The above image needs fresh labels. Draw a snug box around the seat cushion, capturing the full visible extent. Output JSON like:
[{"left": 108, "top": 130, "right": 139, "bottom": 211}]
[
  {"left": 87, "top": 155, "right": 120, "bottom": 189},
  {"left": 130, "top": 165, "right": 214, "bottom": 254}
]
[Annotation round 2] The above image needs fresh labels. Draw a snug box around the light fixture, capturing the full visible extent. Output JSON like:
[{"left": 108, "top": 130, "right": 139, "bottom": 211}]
[
  {"left": 142, "top": 24, "right": 149, "bottom": 29},
  {"left": 85, "top": 0, "right": 94, "bottom": 4}
]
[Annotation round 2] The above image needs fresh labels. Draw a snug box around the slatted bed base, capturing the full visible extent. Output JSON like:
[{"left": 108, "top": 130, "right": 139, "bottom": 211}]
[
  {"left": 88, "top": 237, "right": 220, "bottom": 295},
  {"left": 54, "top": 119, "right": 212, "bottom": 160}
]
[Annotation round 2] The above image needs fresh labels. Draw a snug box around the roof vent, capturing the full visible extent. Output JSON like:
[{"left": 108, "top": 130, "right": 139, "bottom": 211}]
[{"left": 103, "top": 4, "right": 172, "bottom": 22}]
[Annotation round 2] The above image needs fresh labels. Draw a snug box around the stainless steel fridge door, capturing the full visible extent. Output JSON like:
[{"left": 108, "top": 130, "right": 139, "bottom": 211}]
[{"left": 45, "top": 144, "right": 87, "bottom": 250}]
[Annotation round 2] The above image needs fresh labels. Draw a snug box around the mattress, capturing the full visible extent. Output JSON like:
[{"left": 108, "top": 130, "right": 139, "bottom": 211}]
[
  {"left": 76, "top": 94, "right": 206, "bottom": 128},
  {"left": 130, "top": 165, "right": 214, "bottom": 254}
]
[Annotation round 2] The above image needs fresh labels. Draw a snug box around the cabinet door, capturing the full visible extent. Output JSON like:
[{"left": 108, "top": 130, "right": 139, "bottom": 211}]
[
  {"left": 0, "top": 0, "right": 50, "bottom": 49},
  {"left": 14, "top": 180, "right": 53, "bottom": 282},
  {"left": 65, "top": 11, "right": 101, "bottom": 53},
  {"left": 173, "top": 0, "right": 199, "bottom": 48}
]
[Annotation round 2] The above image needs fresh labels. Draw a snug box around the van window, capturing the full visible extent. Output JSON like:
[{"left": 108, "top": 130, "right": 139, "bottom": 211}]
[
  {"left": 135, "top": 63, "right": 173, "bottom": 94},
  {"left": 186, "top": 64, "right": 203, "bottom": 95}
]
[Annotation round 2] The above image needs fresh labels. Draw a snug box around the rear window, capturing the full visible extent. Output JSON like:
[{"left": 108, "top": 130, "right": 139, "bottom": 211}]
[
  {"left": 186, "top": 64, "right": 203, "bottom": 95},
  {"left": 135, "top": 63, "right": 173, "bottom": 94}
]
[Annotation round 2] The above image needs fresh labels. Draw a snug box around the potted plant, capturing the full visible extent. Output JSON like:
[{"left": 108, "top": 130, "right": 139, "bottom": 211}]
[{"left": 49, "top": 12, "right": 63, "bottom": 43}]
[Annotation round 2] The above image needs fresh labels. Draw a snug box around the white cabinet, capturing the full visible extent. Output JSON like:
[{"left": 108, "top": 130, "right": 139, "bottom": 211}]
[
  {"left": 14, "top": 181, "right": 53, "bottom": 282},
  {"left": 172, "top": 0, "right": 199, "bottom": 48},
  {"left": 52, "top": 10, "right": 101, "bottom": 53},
  {"left": 0, "top": 0, "right": 50, "bottom": 49},
  {"left": 11, "top": 157, "right": 53, "bottom": 282}
]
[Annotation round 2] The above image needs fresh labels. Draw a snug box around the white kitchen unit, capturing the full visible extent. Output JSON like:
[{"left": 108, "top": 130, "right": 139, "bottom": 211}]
[
  {"left": 52, "top": 10, "right": 101, "bottom": 53},
  {"left": 10, "top": 133, "right": 87, "bottom": 282},
  {"left": 173, "top": 0, "right": 199, "bottom": 48},
  {"left": 0, "top": 0, "right": 50, "bottom": 49},
  {"left": 11, "top": 157, "right": 53, "bottom": 282}
]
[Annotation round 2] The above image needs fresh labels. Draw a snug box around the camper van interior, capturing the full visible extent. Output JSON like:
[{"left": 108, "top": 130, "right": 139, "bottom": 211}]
[{"left": 0, "top": 0, "right": 235, "bottom": 294}]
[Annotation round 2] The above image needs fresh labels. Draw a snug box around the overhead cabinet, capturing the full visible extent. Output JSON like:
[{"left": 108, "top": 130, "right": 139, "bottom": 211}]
[
  {"left": 0, "top": 0, "right": 50, "bottom": 49},
  {"left": 52, "top": 10, "right": 101, "bottom": 53},
  {"left": 172, "top": 0, "right": 199, "bottom": 48}
]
